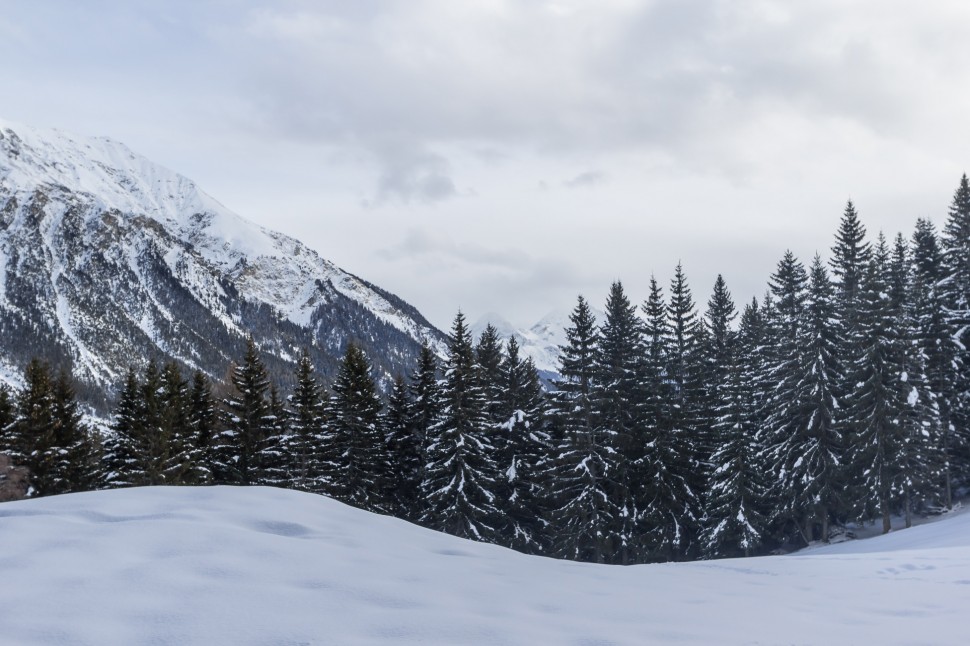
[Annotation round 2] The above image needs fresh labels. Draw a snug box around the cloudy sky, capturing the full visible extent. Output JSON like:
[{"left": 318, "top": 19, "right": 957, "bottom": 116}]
[{"left": 3, "top": 1, "right": 970, "bottom": 330}]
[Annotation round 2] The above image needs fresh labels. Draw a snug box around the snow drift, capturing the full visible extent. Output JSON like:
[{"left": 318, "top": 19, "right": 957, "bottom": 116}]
[{"left": 1, "top": 486, "right": 968, "bottom": 645}]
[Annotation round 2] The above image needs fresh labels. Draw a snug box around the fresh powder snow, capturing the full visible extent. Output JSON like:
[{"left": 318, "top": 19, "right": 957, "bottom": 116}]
[{"left": 1, "top": 486, "right": 968, "bottom": 644}]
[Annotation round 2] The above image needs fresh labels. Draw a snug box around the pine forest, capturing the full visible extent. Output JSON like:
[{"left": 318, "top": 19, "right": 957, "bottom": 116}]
[{"left": 4, "top": 176, "right": 970, "bottom": 565}]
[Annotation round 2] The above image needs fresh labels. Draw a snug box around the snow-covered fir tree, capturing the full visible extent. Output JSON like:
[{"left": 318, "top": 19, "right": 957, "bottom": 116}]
[
  {"left": 701, "top": 300, "right": 768, "bottom": 558},
  {"left": 942, "top": 175, "right": 970, "bottom": 481},
  {"left": 327, "top": 343, "right": 385, "bottom": 512},
  {"left": 496, "top": 336, "right": 550, "bottom": 552},
  {"left": 217, "top": 337, "right": 274, "bottom": 486},
  {"left": 286, "top": 350, "right": 327, "bottom": 492},
  {"left": 911, "top": 218, "right": 958, "bottom": 506},
  {"left": 383, "top": 375, "right": 423, "bottom": 518},
  {"left": 549, "top": 296, "right": 615, "bottom": 563},
  {"left": 592, "top": 281, "right": 643, "bottom": 564},
  {"left": 421, "top": 312, "right": 501, "bottom": 541}
]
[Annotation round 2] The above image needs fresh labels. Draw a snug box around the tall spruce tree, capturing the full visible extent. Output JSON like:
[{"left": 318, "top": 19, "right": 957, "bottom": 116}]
[
  {"left": 844, "top": 235, "right": 910, "bottom": 533},
  {"left": 327, "top": 343, "right": 386, "bottom": 511},
  {"left": 421, "top": 312, "right": 501, "bottom": 541},
  {"left": 664, "top": 263, "right": 705, "bottom": 557},
  {"left": 637, "top": 276, "right": 700, "bottom": 561},
  {"left": 592, "top": 281, "right": 643, "bottom": 564},
  {"left": 761, "top": 251, "right": 813, "bottom": 543},
  {"left": 497, "top": 336, "right": 549, "bottom": 552},
  {"left": 889, "top": 234, "right": 945, "bottom": 526},
  {"left": 911, "top": 218, "right": 957, "bottom": 506},
  {"left": 383, "top": 374, "right": 422, "bottom": 518},
  {"left": 287, "top": 350, "right": 327, "bottom": 492},
  {"left": 549, "top": 296, "right": 614, "bottom": 562},
  {"left": 51, "top": 369, "right": 101, "bottom": 493},
  {"left": 942, "top": 175, "right": 970, "bottom": 482},
  {"left": 188, "top": 370, "right": 218, "bottom": 484},
  {"left": 701, "top": 302, "right": 768, "bottom": 558},
  {"left": 794, "top": 256, "right": 845, "bottom": 540},
  {"left": 218, "top": 338, "right": 273, "bottom": 486}
]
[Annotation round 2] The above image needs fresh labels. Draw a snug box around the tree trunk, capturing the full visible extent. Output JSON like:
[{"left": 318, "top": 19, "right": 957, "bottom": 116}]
[
  {"left": 881, "top": 495, "right": 892, "bottom": 534},
  {"left": 821, "top": 507, "right": 830, "bottom": 543},
  {"left": 904, "top": 489, "right": 912, "bottom": 529}
]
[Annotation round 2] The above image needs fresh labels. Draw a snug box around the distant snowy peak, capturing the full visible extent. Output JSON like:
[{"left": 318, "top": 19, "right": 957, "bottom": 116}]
[
  {"left": 472, "top": 305, "right": 610, "bottom": 378},
  {"left": 0, "top": 119, "right": 446, "bottom": 405}
]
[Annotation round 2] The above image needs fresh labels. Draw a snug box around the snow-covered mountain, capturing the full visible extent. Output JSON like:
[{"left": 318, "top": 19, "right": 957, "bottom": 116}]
[
  {"left": 472, "top": 306, "right": 605, "bottom": 381},
  {"left": 2, "top": 485, "right": 968, "bottom": 644},
  {"left": 0, "top": 119, "right": 446, "bottom": 409}
]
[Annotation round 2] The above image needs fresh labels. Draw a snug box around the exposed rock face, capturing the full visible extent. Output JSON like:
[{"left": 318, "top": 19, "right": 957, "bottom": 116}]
[
  {"left": 0, "top": 120, "right": 446, "bottom": 410},
  {"left": 0, "top": 454, "right": 29, "bottom": 502}
]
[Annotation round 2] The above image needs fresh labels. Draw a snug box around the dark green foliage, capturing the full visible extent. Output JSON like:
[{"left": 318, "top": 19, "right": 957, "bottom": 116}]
[
  {"left": 592, "top": 281, "right": 643, "bottom": 563},
  {"left": 496, "top": 337, "right": 549, "bottom": 552},
  {"left": 942, "top": 175, "right": 970, "bottom": 484},
  {"left": 383, "top": 375, "right": 422, "bottom": 518},
  {"left": 188, "top": 370, "right": 218, "bottom": 483},
  {"left": 549, "top": 296, "right": 613, "bottom": 562},
  {"left": 218, "top": 337, "right": 273, "bottom": 486},
  {"left": 287, "top": 350, "right": 327, "bottom": 492},
  {"left": 911, "top": 219, "right": 958, "bottom": 506},
  {"left": 421, "top": 312, "right": 500, "bottom": 541},
  {"left": 327, "top": 343, "right": 385, "bottom": 511},
  {"left": 7, "top": 360, "right": 99, "bottom": 496},
  {"left": 702, "top": 304, "right": 768, "bottom": 558}
]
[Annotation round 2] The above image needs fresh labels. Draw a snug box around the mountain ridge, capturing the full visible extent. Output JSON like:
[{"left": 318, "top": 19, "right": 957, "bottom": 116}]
[{"left": 0, "top": 119, "right": 447, "bottom": 409}]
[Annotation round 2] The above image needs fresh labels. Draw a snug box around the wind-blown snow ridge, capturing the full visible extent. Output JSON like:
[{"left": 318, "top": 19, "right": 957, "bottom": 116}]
[
  {"left": 0, "top": 118, "right": 442, "bottom": 344},
  {"left": 1, "top": 486, "right": 968, "bottom": 645}
]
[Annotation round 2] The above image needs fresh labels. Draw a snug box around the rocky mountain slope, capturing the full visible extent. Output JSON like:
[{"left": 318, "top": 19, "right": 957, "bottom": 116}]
[{"left": 0, "top": 119, "right": 446, "bottom": 410}]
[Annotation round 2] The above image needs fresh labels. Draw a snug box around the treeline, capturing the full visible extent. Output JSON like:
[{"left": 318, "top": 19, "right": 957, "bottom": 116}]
[{"left": 2, "top": 176, "right": 970, "bottom": 565}]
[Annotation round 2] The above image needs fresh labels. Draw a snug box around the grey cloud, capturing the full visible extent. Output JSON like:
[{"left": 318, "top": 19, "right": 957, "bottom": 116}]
[
  {"left": 361, "top": 140, "right": 458, "bottom": 206},
  {"left": 563, "top": 171, "right": 606, "bottom": 189}
]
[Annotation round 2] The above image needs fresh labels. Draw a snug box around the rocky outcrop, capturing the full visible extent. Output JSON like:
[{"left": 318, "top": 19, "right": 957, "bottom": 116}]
[{"left": 0, "top": 454, "right": 29, "bottom": 502}]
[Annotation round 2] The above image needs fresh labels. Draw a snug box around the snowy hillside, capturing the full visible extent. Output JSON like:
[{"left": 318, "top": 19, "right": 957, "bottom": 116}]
[
  {"left": 0, "top": 119, "right": 446, "bottom": 404},
  {"left": 1, "top": 486, "right": 968, "bottom": 645}
]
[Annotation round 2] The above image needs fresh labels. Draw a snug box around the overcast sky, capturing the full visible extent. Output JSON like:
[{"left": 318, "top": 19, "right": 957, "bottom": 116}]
[{"left": 3, "top": 1, "right": 970, "bottom": 330}]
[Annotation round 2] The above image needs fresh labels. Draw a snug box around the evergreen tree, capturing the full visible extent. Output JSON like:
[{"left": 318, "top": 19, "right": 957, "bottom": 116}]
[
  {"left": 409, "top": 342, "right": 443, "bottom": 478},
  {"left": 475, "top": 324, "right": 506, "bottom": 427},
  {"left": 941, "top": 175, "right": 970, "bottom": 483},
  {"left": 259, "top": 385, "right": 289, "bottom": 487},
  {"left": 217, "top": 337, "right": 273, "bottom": 486},
  {"left": 789, "top": 256, "right": 844, "bottom": 541},
  {"left": 890, "top": 234, "right": 945, "bottom": 526},
  {"left": 761, "top": 251, "right": 813, "bottom": 542},
  {"left": 496, "top": 337, "right": 549, "bottom": 552},
  {"left": 159, "top": 361, "right": 205, "bottom": 485},
  {"left": 844, "top": 235, "right": 910, "bottom": 533},
  {"left": 287, "top": 350, "right": 327, "bottom": 492},
  {"left": 328, "top": 343, "right": 385, "bottom": 511},
  {"left": 700, "top": 274, "right": 738, "bottom": 436},
  {"left": 701, "top": 304, "right": 768, "bottom": 558},
  {"left": 11, "top": 360, "right": 58, "bottom": 496},
  {"left": 911, "top": 218, "right": 957, "bottom": 506},
  {"left": 591, "top": 281, "right": 643, "bottom": 563},
  {"left": 663, "top": 263, "right": 705, "bottom": 556},
  {"left": 383, "top": 374, "right": 422, "bottom": 518},
  {"left": 549, "top": 296, "right": 614, "bottom": 562},
  {"left": 421, "top": 312, "right": 501, "bottom": 541},
  {"left": 105, "top": 368, "right": 145, "bottom": 487},
  {"left": 51, "top": 369, "right": 101, "bottom": 493},
  {"left": 188, "top": 370, "right": 218, "bottom": 484},
  {"left": 830, "top": 200, "right": 872, "bottom": 332}
]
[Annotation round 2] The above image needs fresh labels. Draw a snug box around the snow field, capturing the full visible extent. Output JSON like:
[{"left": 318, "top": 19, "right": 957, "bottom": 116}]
[{"left": 1, "top": 486, "right": 969, "bottom": 645}]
